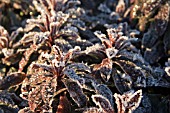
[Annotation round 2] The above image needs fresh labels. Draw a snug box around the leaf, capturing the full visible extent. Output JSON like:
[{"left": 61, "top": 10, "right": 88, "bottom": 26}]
[
  {"left": 0, "top": 105, "right": 19, "bottom": 113},
  {"left": 41, "top": 77, "right": 57, "bottom": 112},
  {"left": 93, "top": 58, "right": 112, "bottom": 82},
  {"left": 66, "top": 63, "right": 91, "bottom": 73},
  {"left": 106, "top": 47, "right": 118, "bottom": 59},
  {"left": 0, "top": 72, "right": 26, "bottom": 90},
  {"left": 93, "top": 84, "right": 114, "bottom": 107},
  {"left": 94, "top": 31, "right": 112, "bottom": 48},
  {"left": 64, "top": 63, "right": 96, "bottom": 91},
  {"left": 163, "top": 21, "right": 170, "bottom": 55},
  {"left": 2, "top": 51, "right": 23, "bottom": 66},
  {"left": 165, "top": 67, "right": 170, "bottom": 79},
  {"left": 114, "top": 90, "right": 143, "bottom": 113},
  {"left": 62, "top": 79, "right": 87, "bottom": 107},
  {"left": 92, "top": 94, "right": 115, "bottom": 113},
  {"left": 112, "top": 69, "right": 132, "bottom": 94},
  {"left": 19, "top": 44, "right": 37, "bottom": 72},
  {"left": 64, "top": 68, "right": 85, "bottom": 85},
  {"left": 71, "top": 44, "right": 105, "bottom": 64},
  {"left": 0, "top": 26, "right": 9, "bottom": 49},
  {"left": 141, "top": 0, "right": 161, "bottom": 18},
  {"left": 0, "top": 91, "right": 19, "bottom": 113},
  {"left": 113, "top": 60, "right": 146, "bottom": 87},
  {"left": 0, "top": 36, "right": 8, "bottom": 49},
  {"left": 0, "top": 91, "right": 15, "bottom": 106}
]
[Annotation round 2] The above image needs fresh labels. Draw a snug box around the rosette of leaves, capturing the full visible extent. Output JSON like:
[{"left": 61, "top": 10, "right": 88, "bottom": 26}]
[
  {"left": 19, "top": 44, "right": 94, "bottom": 112},
  {"left": 23, "top": 0, "right": 93, "bottom": 49},
  {"left": 0, "top": 0, "right": 92, "bottom": 91},
  {"left": 19, "top": 45, "right": 74, "bottom": 112},
  {"left": 92, "top": 24, "right": 152, "bottom": 93},
  {"left": 70, "top": 22, "right": 154, "bottom": 93},
  {"left": 62, "top": 56, "right": 144, "bottom": 113},
  {"left": 96, "top": 24, "right": 170, "bottom": 90}
]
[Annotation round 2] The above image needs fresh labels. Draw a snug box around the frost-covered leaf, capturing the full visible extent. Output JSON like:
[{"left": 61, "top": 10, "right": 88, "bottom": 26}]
[
  {"left": 71, "top": 44, "right": 105, "bottom": 64},
  {"left": 114, "top": 90, "right": 143, "bottom": 113},
  {"left": 112, "top": 69, "right": 132, "bottom": 93},
  {"left": 92, "top": 94, "right": 114, "bottom": 113},
  {"left": 19, "top": 44, "right": 37, "bottom": 72},
  {"left": 93, "top": 58, "right": 112, "bottom": 82},
  {"left": 62, "top": 79, "right": 87, "bottom": 107},
  {"left": 93, "top": 84, "right": 114, "bottom": 107},
  {"left": 41, "top": 77, "right": 57, "bottom": 113},
  {"left": 113, "top": 60, "right": 146, "bottom": 87}
]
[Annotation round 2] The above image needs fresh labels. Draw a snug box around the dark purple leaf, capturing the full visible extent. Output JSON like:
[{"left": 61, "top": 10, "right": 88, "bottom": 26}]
[
  {"left": 92, "top": 94, "right": 115, "bottom": 113},
  {"left": 0, "top": 72, "right": 26, "bottom": 90},
  {"left": 114, "top": 90, "right": 142, "bottom": 113},
  {"left": 62, "top": 79, "right": 87, "bottom": 107}
]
